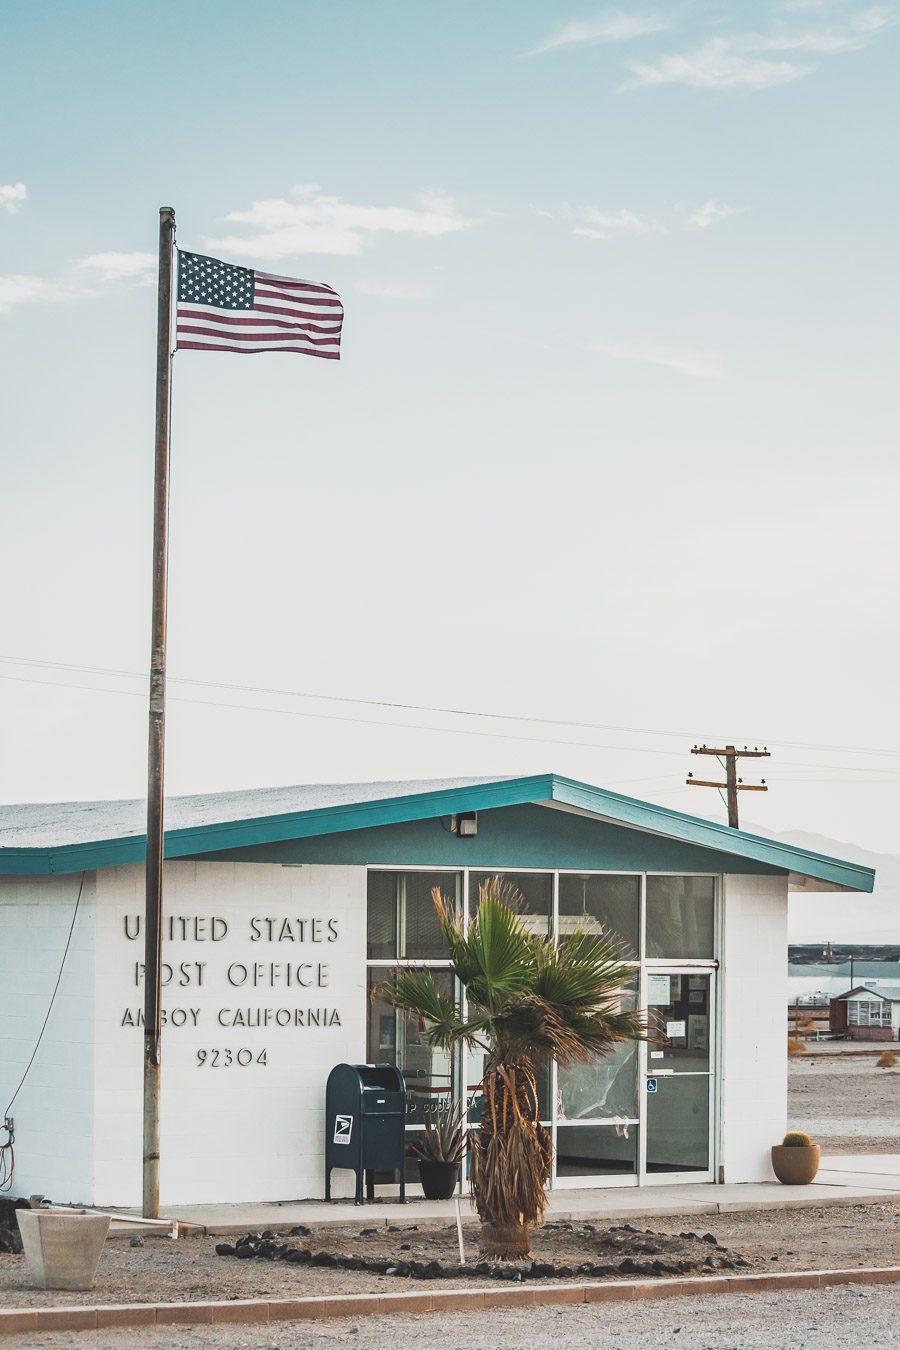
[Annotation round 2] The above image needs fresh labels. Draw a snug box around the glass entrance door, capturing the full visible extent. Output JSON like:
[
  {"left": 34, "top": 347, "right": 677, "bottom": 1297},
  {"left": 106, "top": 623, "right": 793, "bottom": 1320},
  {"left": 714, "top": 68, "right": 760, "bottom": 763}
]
[{"left": 642, "top": 970, "right": 715, "bottom": 1181}]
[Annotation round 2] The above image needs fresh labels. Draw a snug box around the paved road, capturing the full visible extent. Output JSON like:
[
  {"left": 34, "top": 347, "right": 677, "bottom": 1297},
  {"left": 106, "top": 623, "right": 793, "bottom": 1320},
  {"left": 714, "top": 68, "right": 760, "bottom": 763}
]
[{"left": 13, "top": 1284, "right": 900, "bottom": 1349}]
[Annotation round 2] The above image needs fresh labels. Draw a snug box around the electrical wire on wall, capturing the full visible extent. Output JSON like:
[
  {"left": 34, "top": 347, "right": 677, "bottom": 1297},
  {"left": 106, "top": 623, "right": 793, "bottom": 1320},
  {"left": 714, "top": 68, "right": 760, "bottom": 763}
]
[{"left": 0, "top": 872, "right": 86, "bottom": 1193}]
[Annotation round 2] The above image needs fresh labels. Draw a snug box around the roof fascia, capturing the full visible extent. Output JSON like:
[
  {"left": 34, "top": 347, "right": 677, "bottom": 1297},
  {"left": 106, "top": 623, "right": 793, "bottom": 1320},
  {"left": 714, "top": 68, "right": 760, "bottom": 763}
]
[
  {"left": 0, "top": 775, "right": 555, "bottom": 876},
  {"left": 549, "top": 776, "right": 875, "bottom": 893}
]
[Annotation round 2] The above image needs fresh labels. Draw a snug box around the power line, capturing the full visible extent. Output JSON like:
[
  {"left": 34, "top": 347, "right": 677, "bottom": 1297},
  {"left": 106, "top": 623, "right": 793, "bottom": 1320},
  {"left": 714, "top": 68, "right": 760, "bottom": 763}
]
[
  {"left": 0, "top": 671, "right": 693, "bottom": 760},
  {"left": 2, "top": 667, "right": 896, "bottom": 787},
  {"left": 2, "top": 652, "right": 900, "bottom": 770}
]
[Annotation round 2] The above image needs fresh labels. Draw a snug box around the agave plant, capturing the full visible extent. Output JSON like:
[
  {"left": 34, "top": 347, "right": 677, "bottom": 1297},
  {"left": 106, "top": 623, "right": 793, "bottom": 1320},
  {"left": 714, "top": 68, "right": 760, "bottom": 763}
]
[
  {"left": 408, "top": 1102, "right": 465, "bottom": 1164},
  {"left": 383, "top": 876, "right": 645, "bottom": 1258}
]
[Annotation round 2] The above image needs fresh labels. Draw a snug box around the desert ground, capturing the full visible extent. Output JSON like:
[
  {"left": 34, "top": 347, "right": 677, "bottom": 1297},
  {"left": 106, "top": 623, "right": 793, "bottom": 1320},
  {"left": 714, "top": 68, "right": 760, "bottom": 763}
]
[{"left": 788, "top": 1043, "right": 900, "bottom": 1153}]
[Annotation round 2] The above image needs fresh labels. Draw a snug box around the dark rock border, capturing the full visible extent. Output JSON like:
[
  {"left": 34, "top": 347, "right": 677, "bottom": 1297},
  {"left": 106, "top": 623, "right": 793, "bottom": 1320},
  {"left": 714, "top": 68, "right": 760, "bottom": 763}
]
[
  {"left": 215, "top": 1223, "right": 750, "bottom": 1283},
  {"left": 0, "top": 1199, "right": 31, "bottom": 1255}
]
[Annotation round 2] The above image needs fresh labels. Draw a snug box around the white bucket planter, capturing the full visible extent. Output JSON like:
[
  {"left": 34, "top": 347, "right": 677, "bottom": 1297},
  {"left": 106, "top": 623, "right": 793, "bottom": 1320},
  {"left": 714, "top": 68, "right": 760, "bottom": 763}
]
[{"left": 16, "top": 1209, "right": 110, "bottom": 1291}]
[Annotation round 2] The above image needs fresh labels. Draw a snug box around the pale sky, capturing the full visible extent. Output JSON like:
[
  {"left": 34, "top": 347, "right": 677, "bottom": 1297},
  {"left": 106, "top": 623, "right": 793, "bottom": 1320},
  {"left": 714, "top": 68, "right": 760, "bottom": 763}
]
[{"left": 2, "top": 0, "right": 899, "bottom": 873}]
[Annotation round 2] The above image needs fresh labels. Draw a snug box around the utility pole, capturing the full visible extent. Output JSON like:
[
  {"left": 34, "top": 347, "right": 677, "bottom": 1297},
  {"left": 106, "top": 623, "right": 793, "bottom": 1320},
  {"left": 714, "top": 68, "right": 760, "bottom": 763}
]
[{"left": 686, "top": 744, "right": 770, "bottom": 828}]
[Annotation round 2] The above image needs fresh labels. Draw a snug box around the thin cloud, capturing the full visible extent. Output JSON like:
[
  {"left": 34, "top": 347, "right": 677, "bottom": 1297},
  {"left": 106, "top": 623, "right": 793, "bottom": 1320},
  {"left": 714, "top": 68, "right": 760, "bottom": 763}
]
[
  {"left": 623, "top": 10, "right": 895, "bottom": 90},
  {"left": 79, "top": 251, "right": 157, "bottom": 283},
  {"left": 0, "top": 182, "right": 27, "bottom": 215},
  {"left": 207, "top": 185, "right": 473, "bottom": 260},
  {"left": 357, "top": 281, "right": 433, "bottom": 301},
  {"left": 520, "top": 10, "right": 670, "bottom": 58},
  {"left": 593, "top": 340, "right": 723, "bottom": 379},
  {"left": 624, "top": 37, "right": 808, "bottom": 89},
  {"left": 690, "top": 199, "right": 736, "bottom": 229},
  {"left": 584, "top": 207, "right": 660, "bottom": 233},
  {"left": 0, "top": 274, "right": 86, "bottom": 314},
  {"left": 0, "top": 250, "right": 156, "bottom": 317},
  {"left": 563, "top": 201, "right": 736, "bottom": 236}
]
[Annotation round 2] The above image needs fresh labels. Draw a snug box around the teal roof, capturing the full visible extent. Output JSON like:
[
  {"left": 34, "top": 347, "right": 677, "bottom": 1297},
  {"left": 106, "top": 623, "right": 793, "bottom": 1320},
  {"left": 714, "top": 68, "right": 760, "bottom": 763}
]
[{"left": 0, "top": 773, "right": 875, "bottom": 892}]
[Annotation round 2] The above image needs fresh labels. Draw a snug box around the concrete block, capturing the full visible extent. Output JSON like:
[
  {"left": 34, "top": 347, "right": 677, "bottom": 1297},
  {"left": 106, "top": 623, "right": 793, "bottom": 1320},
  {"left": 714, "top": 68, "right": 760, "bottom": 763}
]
[{"left": 17, "top": 1210, "right": 110, "bottom": 1291}]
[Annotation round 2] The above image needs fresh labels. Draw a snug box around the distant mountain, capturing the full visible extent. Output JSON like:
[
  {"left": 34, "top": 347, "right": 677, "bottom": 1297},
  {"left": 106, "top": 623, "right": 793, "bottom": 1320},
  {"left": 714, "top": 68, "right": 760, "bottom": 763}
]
[{"left": 755, "top": 828, "right": 900, "bottom": 943}]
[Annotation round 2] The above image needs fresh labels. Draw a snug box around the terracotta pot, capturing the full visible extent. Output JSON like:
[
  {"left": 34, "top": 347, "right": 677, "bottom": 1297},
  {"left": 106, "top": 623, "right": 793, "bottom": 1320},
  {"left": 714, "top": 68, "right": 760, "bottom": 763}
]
[
  {"left": 479, "top": 1221, "right": 531, "bottom": 1258},
  {"left": 771, "top": 1143, "right": 820, "bottom": 1185},
  {"left": 417, "top": 1160, "right": 461, "bottom": 1200}
]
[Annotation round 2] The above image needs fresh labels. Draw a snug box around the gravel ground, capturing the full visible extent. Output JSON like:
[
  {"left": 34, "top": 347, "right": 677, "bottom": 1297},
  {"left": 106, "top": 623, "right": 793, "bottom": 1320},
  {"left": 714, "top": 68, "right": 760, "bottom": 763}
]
[
  {"left": 788, "top": 1051, "right": 900, "bottom": 1153},
  {"left": 0, "top": 1203, "right": 895, "bottom": 1309},
  {"left": 2, "top": 1052, "right": 899, "bottom": 1329},
  {"left": 11, "top": 1284, "right": 900, "bottom": 1349}
]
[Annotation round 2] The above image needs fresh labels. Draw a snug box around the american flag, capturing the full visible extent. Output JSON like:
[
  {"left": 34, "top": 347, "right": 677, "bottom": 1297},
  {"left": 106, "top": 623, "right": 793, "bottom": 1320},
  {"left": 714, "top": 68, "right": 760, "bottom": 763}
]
[{"left": 175, "top": 250, "right": 343, "bottom": 358}]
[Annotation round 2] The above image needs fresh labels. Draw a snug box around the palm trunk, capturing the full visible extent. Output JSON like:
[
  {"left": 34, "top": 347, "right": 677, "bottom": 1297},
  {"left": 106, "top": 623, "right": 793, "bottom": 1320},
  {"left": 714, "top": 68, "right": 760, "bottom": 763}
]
[{"left": 470, "top": 1062, "right": 552, "bottom": 1259}]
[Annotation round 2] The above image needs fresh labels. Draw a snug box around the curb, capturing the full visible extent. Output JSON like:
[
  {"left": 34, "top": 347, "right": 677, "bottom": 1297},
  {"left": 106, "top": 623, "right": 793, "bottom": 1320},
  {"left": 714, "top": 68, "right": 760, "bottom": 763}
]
[
  {"left": 182, "top": 1187, "right": 900, "bottom": 1238},
  {"left": 195, "top": 1189, "right": 900, "bottom": 1236},
  {"left": 4, "top": 1265, "right": 900, "bottom": 1334}
]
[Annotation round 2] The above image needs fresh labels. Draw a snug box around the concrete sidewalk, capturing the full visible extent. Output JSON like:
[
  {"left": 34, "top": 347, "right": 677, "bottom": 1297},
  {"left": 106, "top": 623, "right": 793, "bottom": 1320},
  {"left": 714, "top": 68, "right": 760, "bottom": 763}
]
[{"left": 129, "top": 1154, "right": 900, "bottom": 1236}]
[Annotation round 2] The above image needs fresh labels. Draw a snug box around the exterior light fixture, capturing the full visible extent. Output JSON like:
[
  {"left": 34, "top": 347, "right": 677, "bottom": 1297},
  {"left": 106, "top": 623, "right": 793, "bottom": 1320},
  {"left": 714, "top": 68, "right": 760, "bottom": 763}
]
[{"left": 451, "top": 812, "right": 478, "bottom": 837}]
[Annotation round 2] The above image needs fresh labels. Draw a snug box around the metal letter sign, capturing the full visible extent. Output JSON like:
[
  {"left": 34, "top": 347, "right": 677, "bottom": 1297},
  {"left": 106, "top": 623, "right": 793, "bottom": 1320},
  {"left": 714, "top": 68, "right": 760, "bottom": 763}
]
[
  {"left": 333, "top": 1114, "right": 353, "bottom": 1145},
  {"left": 646, "top": 1078, "right": 658, "bottom": 1094}
]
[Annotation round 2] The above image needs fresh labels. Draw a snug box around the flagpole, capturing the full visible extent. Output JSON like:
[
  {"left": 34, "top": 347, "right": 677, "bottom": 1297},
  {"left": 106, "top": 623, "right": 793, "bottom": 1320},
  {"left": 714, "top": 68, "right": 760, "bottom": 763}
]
[{"left": 143, "top": 205, "right": 175, "bottom": 1220}]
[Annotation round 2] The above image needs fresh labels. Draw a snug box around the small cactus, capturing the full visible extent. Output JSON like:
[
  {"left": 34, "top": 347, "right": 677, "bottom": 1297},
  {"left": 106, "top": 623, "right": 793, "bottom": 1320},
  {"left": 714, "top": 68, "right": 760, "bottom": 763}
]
[{"left": 782, "top": 1130, "right": 813, "bottom": 1147}]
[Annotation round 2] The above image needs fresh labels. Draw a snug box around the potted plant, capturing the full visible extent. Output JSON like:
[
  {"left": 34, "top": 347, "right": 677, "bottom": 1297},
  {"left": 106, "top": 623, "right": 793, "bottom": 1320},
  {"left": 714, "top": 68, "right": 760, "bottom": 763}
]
[
  {"left": 384, "top": 877, "right": 644, "bottom": 1257},
  {"left": 410, "top": 1103, "right": 464, "bottom": 1199},
  {"left": 771, "top": 1130, "right": 820, "bottom": 1185}
]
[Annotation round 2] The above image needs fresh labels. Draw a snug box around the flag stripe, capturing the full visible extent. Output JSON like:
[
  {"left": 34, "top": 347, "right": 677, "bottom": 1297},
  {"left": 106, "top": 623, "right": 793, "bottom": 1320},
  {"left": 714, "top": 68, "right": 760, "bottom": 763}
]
[
  {"left": 251, "top": 300, "right": 343, "bottom": 322},
  {"left": 177, "top": 308, "right": 341, "bottom": 334},
  {"left": 177, "top": 339, "right": 340, "bottom": 357},
  {"left": 256, "top": 272, "right": 339, "bottom": 295},
  {"left": 254, "top": 287, "right": 342, "bottom": 308},
  {"left": 256, "top": 283, "right": 341, "bottom": 303},
  {"left": 175, "top": 249, "right": 343, "bottom": 360},
  {"left": 177, "top": 323, "right": 340, "bottom": 347}
]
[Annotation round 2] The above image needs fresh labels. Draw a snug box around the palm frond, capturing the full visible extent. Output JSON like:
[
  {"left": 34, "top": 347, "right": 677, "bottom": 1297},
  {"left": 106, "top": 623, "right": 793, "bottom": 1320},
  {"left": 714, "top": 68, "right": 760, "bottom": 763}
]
[
  {"left": 533, "top": 931, "right": 635, "bottom": 1009},
  {"left": 381, "top": 969, "right": 468, "bottom": 1049},
  {"left": 431, "top": 888, "right": 482, "bottom": 986},
  {"left": 466, "top": 880, "right": 537, "bottom": 1013}
]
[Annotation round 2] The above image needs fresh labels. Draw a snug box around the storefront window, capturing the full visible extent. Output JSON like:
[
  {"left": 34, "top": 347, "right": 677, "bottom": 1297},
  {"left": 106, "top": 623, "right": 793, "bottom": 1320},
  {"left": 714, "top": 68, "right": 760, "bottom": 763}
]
[
  {"left": 366, "top": 871, "right": 462, "bottom": 1171},
  {"left": 367, "top": 967, "right": 455, "bottom": 1124},
  {"left": 469, "top": 871, "right": 552, "bottom": 937},
  {"left": 366, "top": 867, "right": 718, "bottom": 1189},
  {"left": 556, "top": 1124, "right": 637, "bottom": 1178},
  {"left": 646, "top": 876, "right": 715, "bottom": 959},
  {"left": 366, "top": 870, "right": 460, "bottom": 960},
  {"left": 558, "top": 874, "right": 639, "bottom": 956},
  {"left": 557, "top": 978, "right": 639, "bottom": 1121},
  {"left": 366, "top": 871, "right": 396, "bottom": 960}
]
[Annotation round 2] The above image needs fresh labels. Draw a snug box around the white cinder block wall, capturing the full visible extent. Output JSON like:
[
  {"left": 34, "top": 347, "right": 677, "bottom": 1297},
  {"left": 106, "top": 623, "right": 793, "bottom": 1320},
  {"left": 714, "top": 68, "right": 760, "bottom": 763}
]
[
  {"left": 719, "top": 873, "right": 789, "bottom": 1183},
  {"left": 0, "top": 874, "right": 97, "bottom": 1203},
  {"left": 92, "top": 861, "right": 367, "bottom": 1206},
  {"left": 1, "top": 860, "right": 792, "bottom": 1204}
]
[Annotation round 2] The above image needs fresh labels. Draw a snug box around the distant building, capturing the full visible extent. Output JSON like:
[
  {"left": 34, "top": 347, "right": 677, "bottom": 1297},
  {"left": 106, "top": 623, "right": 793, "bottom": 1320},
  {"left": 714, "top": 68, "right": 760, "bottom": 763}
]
[
  {"left": 831, "top": 985, "right": 900, "bottom": 1041},
  {"left": 789, "top": 961, "right": 900, "bottom": 1007}
]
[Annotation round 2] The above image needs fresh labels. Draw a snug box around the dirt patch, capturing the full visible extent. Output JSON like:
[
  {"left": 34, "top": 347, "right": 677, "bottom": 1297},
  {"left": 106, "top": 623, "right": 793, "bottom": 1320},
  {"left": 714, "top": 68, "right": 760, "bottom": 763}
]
[
  {"left": 2, "top": 1203, "right": 900, "bottom": 1310},
  {"left": 788, "top": 1052, "right": 900, "bottom": 1152},
  {"left": 215, "top": 1220, "right": 745, "bottom": 1282}
]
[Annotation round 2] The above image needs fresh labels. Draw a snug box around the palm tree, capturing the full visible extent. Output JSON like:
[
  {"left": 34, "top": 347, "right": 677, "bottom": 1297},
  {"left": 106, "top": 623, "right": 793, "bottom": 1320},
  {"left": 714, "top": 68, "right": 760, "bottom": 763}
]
[{"left": 384, "top": 876, "right": 645, "bottom": 1259}]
